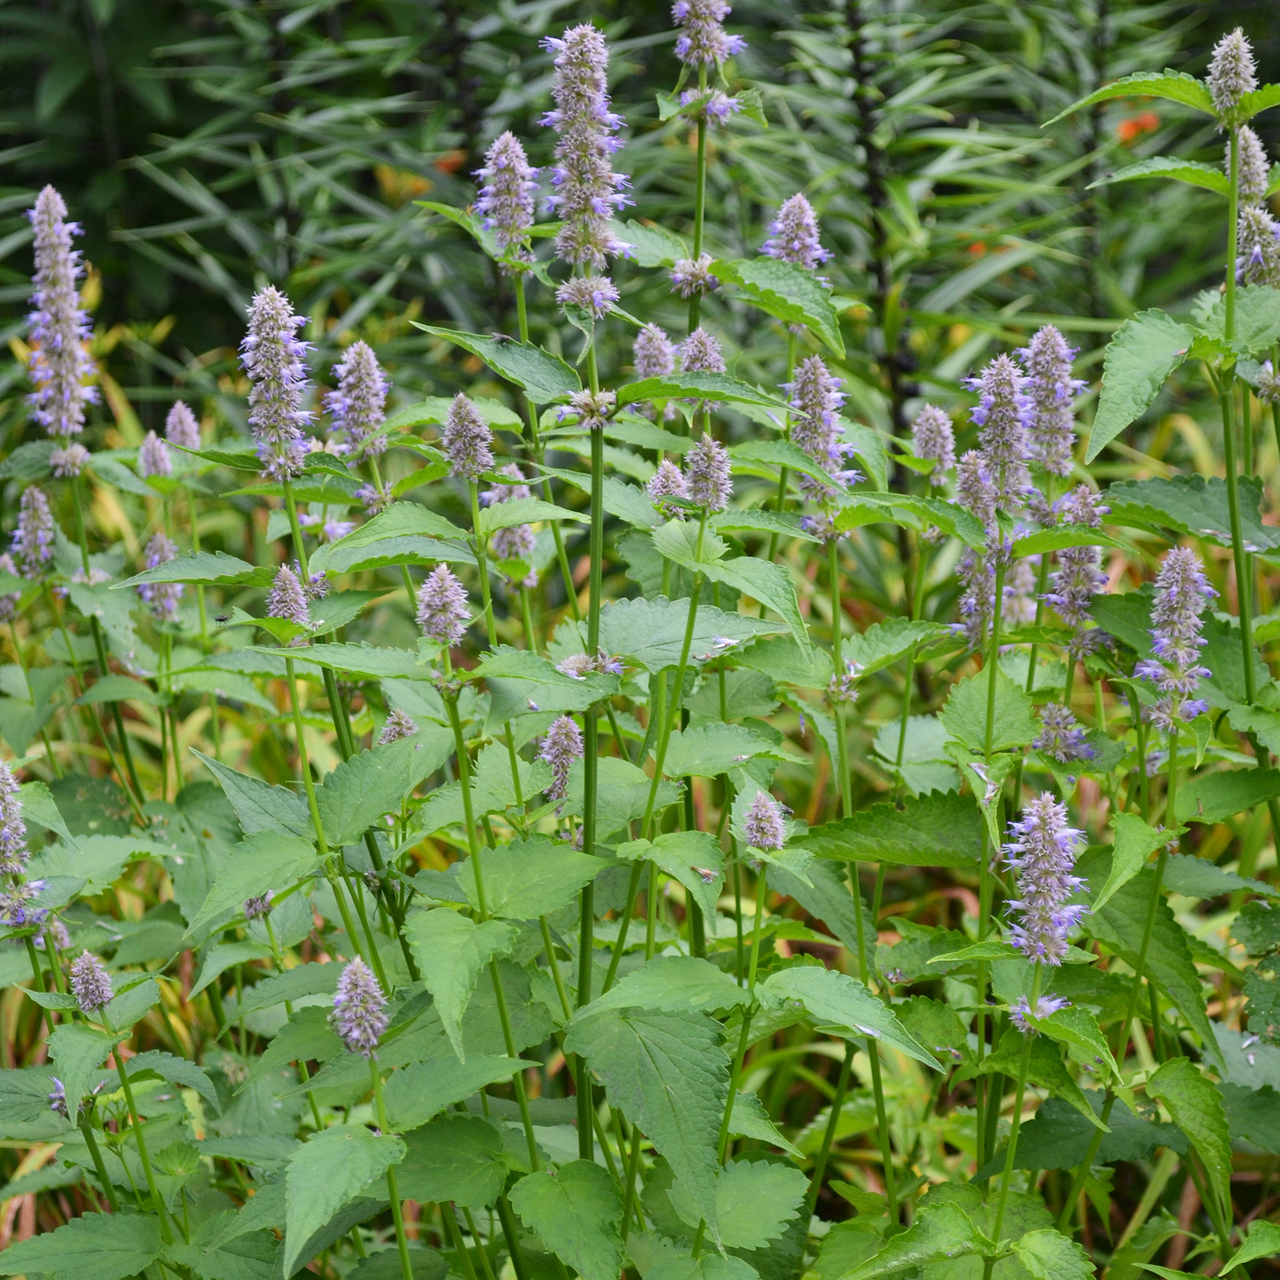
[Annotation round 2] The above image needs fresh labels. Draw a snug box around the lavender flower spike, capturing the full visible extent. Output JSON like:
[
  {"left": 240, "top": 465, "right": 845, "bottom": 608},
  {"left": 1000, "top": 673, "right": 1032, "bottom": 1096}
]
[
  {"left": 484, "top": 464, "right": 537, "bottom": 565},
  {"left": 475, "top": 131, "right": 538, "bottom": 264},
  {"left": 137, "top": 533, "right": 183, "bottom": 622},
  {"left": 743, "top": 792, "right": 786, "bottom": 851},
  {"left": 542, "top": 23, "right": 630, "bottom": 277},
  {"left": 379, "top": 708, "right": 418, "bottom": 745},
  {"left": 911, "top": 404, "right": 955, "bottom": 485},
  {"left": 1003, "top": 792, "right": 1087, "bottom": 968},
  {"left": 1207, "top": 27, "right": 1256, "bottom": 125},
  {"left": 673, "top": 0, "right": 746, "bottom": 66},
  {"left": 326, "top": 341, "right": 388, "bottom": 459},
  {"left": 240, "top": 286, "right": 311, "bottom": 482},
  {"left": 1234, "top": 126, "right": 1270, "bottom": 206},
  {"left": 332, "top": 956, "right": 388, "bottom": 1057},
  {"left": 1017, "top": 326, "right": 1084, "bottom": 478},
  {"left": 648, "top": 458, "right": 690, "bottom": 516},
  {"left": 682, "top": 327, "right": 726, "bottom": 375},
  {"left": 540, "top": 715, "right": 584, "bottom": 803},
  {"left": 965, "top": 353, "right": 1032, "bottom": 506},
  {"left": 635, "top": 323, "right": 676, "bottom": 378},
  {"left": 0, "top": 761, "right": 27, "bottom": 876},
  {"left": 785, "top": 355, "right": 858, "bottom": 497},
  {"left": 685, "top": 433, "right": 732, "bottom": 512},
  {"left": 1135, "top": 547, "right": 1217, "bottom": 732},
  {"left": 1035, "top": 704, "right": 1094, "bottom": 764},
  {"left": 417, "top": 565, "right": 471, "bottom": 647},
  {"left": 243, "top": 892, "right": 273, "bottom": 921},
  {"left": 1046, "top": 486, "right": 1108, "bottom": 654},
  {"left": 166, "top": 401, "right": 201, "bottom": 451},
  {"left": 12, "top": 487, "right": 56, "bottom": 581},
  {"left": 138, "top": 431, "right": 172, "bottom": 480},
  {"left": 1236, "top": 205, "right": 1280, "bottom": 288},
  {"left": 440, "top": 393, "right": 495, "bottom": 481},
  {"left": 70, "top": 950, "right": 113, "bottom": 1014},
  {"left": 27, "top": 187, "right": 98, "bottom": 443},
  {"left": 267, "top": 563, "right": 310, "bottom": 631},
  {"left": 761, "top": 194, "right": 830, "bottom": 270}
]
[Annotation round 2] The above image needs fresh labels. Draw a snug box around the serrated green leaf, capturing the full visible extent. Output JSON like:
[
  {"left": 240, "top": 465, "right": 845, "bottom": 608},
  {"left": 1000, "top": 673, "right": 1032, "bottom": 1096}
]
[
  {"left": 383, "top": 1055, "right": 533, "bottom": 1133},
  {"left": 478, "top": 497, "right": 587, "bottom": 537},
  {"left": 284, "top": 1126, "right": 405, "bottom": 1276},
  {"left": 941, "top": 669, "right": 1037, "bottom": 753},
  {"left": 842, "top": 1201, "right": 988, "bottom": 1279},
  {"left": 598, "top": 596, "right": 784, "bottom": 672},
  {"left": 668, "top": 1158, "right": 806, "bottom": 1250},
  {"left": 317, "top": 737, "right": 436, "bottom": 848},
  {"left": 1106, "top": 474, "right": 1280, "bottom": 552},
  {"left": 1222, "top": 1220, "right": 1280, "bottom": 1272},
  {"left": 844, "top": 617, "right": 954, "bottom": 677},
  {"left": 616, "top": 830, "right": 725, "bottom": 922},
  {"left": 1086, "top": 310, "right": 1196, "bottom": 463},
  {"left": 1089, "top": 155, "right": 1228, "bottom": 195},
  {"left": 798, "top": 791, "right": 982, "bottom": 868},
  {"left": 710, "top": 257, "right": 844, "bottom": 355},
  {"left": 618, "top": 371, "right": 787, "bottom": 411},
  {"left": 1010, "top": 524, "right": 1127, "bottom": 559},
  {"left": 188, "top": 832, "right": 319, "bottom": 935},
  {"left": 1175, "top": 768, "right": 1280, "bottom": 825},
  {"left": 397, "top": 1114, "right": 506, "bottom": 1207},
  {"left": 49, "top": 1024, "right": 114, "bottom": 1117},
  {"left": 0, "top": 1209, "right": 162, "bottom": 1280},
  {"left": 18, "top": 780, "right": 73, "bottom": 842},
  {"left": 194, "top": 751, "right": 311, "bottom": 838},
  {"left": 1010, "top": 1230, "right": 1093, "bottom": 1279},
  {"left": 453, "top": 836, "right": 604, "bottom": 921},
  {"left": 227, "top": 961, "right": 344, "bottom": 1021},
  {"left": 662, "top": 723, "right": 790, "bottom": 777},
  {"left": 511, "top": 1160, "right": 624, "bottom": 1280},
  {"left": 413, "top": 326, "right": 579, "bottom": 402},
  {"left": 979, "top": 1028, "right": 1101, "bottom": 1126},
  {"left": 128, "top": 1049, "right": 220, "bottom": 1111},
  {"left": 582, "top": 956, "right": 751, "bottom": 1017},
  {"left": 1094, "top": 812, "right": 1177, "bottom": 912},
  {"left": 1147, "top": 1057, "right": 1233, "bottom": 1222},
  {"left": 613, "top": 218, "right": 689, "bottom": 266},
  {"left": 1045, "top": 70, "right": 1215, "bottom": 125},
  {"left": 115, "top": 551, "right": 272, "bottom": 590}
]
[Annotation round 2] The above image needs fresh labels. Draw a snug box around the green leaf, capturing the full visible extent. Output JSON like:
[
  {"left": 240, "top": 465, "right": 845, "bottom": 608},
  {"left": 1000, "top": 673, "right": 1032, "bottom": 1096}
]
[
  {"left": 771, "top": 859, "right": 872, "bottom": 959},
  {"left": 383, "top": 396, "right": 521, "bottom": 432},
  {"left": 1094, "top": 812, "right": 1177, "bottom": 912},
  {"left": 798, "top": 791, "right": 983, "bottom": 868},
  {"left": 1221, "top": 1083, "right": 1280, "bottom": 1154},
  {"left": 1200, "top": 285, "right": 1280, "bottom": 355},
  {"left": 317, "top": 737, "right": 436, "bottom": 848},
  {"left": 1010, "top": 524, "right": 1126, "bottom": 559},
  {"left": 115, "top": 551, "right": 271, "bottom": 590},
  {"left": 710, "top": 257, "right": 844, "bottom": 355},
  {"left": 412, "top": 326, "right": 580, "bottom": 402},
  {"left": 1085, "top": 310, "right": 1196, "bottom": 463},
  {"left": 730, "top": 439, "right": 844, "bottom": 492},
  {"left": 565, "top": 1009, "right": 729, "bottom": 1238},
  {"left": 1105, "top": 474, "right": 1280, "bottom": 553},
  {"left": 1045, "top": 70, "right": 1215, "bottom": 125},
  {"left": 478, "top": 497, "right": 587, "bottom": 537},
  {"left": 188, "top": 832, "right": 320, "bottom": 935},
  {"left": 668, "top": 1159, "right": 807, "bottom": 1250},
  {"left": 1222, "top": 1221, "right": 1280, "bottom": 1273},
  {"left": 662, "top": 723, "right": 790, "bottom": 777},
  {"left": 1176, "top": 768, "right": 1280, "bottom": 825},
  {"left": 1025, "top": 1005, "right": 1119, "bottom": 1084},
  {"left": 1090, "top": 156, "right": 1229, "bottom": 196},
  {"left": 404, "top": 908, "right": 516, "bottom": 1060},
  {"left": 284, "top": 1126, "right": 406, "bottom": 1276},
  {"left": 49, "top": 1024, "right": 114, "bottom": 1116},
  {"left": 598, "top": 596, "right": 785, "bottom": 672},
  {"left": 581, "top": 956, "right": 751, "bottom": 1017},
  {"left": 454, "top": 836, "right": 604, "bottom": 921},
  {"left": 127, "top": 1049, "right": 219, "bottom": 1111},
  {"left": 194, "top": 751, "right": 311, "bottom": 838},
  {"left": 941, "top": 669, "right": 1037, "bottom": 753},
  {"left": 727, "top": 1093, "right": 803, "bottom": 1159},
  {"left": 74, "top": 674, "right": 165, "bottom": 707},
  {"left": 842, "top": 1201, "right": 988, "bottom": 1279},
  {"left": 979, "top": 1028, "right": 1101, "bottom": 1126},
  {"left": 164, "top": 1219, "right": 280, "bottom": 1280},
  {"left": 510, "top": 1160, "right": 624, "bottom": 1280},
  {"left": 698, "top": 554, "right": 810, "bottom": 657},
  {"left": 227, "top": 961, "right": 344, "bottom": 1021},
  {"left": 1147, "top": 1057, "right": 1233, "bottom": 1221},
  {"left": 383, "top": 1055, "right": 533, "bottom": 1133},
  {"left": 278, "top": 643, "right": 439, "bottom": 682},
  {"left": 18, "top": 780, "right": 73, "bottom": 842},
  {"left": 1232, "top": 899, "right": 1280, "bottom": 955},
  {"left": 617, "top": 372, "right": 788, "bottom": 411},
  {"left": 1163, "top": 852, "right": 1276, "bottom": 900},
  {"left": 0, "top": 1209, "right": 162, "bottom": 1280},
  {"left": 843, "top": 618, "right": 953, "bottom": 677},
  {"left": 613, "top": 218, "right": 689, "bottom": 266},
  {"left": 759, "top": 965, "right": 940, "bottom": 1068},
  {"left": 615, "top": 830, "right": 725, "bottom": 923},
  {"left": 397, "top": 1114, "right": 506, "bottom": 1208},
  {"left": 1010, "top": 1230, "right": 1093, "bottom": 1280}
]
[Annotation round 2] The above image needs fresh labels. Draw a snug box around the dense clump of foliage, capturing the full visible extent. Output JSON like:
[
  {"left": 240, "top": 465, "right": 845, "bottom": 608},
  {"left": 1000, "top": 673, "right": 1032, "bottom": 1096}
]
[{"left": 2, "top": 4, "right": 1280, "bottom": 1280}]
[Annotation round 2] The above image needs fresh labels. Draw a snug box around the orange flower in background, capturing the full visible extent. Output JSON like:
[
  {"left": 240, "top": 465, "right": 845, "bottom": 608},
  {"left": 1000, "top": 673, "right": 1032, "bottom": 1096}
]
[{"left": 1117, "top": 110, "right": 1160, "bottom": 144}]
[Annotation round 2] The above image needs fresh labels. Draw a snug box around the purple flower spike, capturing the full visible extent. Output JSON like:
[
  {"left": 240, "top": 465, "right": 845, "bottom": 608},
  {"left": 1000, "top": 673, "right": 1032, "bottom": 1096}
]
[
  {"left": 1017, "top": 326, "right": 1084, "bottom": 478},
  {"left": 681, "top": 327, "right": 726, "bottom": 376},
  {"left": 911, "top": 405, "right": 955, "bottom": 485},
  {"left": 556, "top": 275, "right": 620, "bottom": 319},
  {"left": 12, "top": 487, "right": 56, "bottom": 581},
  {"left": 440, "top": 393, "right": 495, "bottom": 481},
  {"left": 138, "top": 431, "right": 172, "bottom": 480},
  {"left": 1003, "top": 792, "right": 1087, "bottom": 969},
  {"left": 542, "top": 23, "right": 630, "bottom": 288},
  {"left": 1207, "top": 27, "right": 1256, "bottom": 124},
  {"left": 475, "top": 131, "right": 538, "bottom": 264},
  {"left": 332, "top": 956, "right": 388, "bottom": 1057},
  {"left": 685, "top": 433, "right": 732, "bottom": 512},
  {"left": 27, "top": 187, "right": 98, "bottom": 443},
  {"left": 1236, "top": 205, "right": 1280, "bottom": 288},
  {"left": 761, "top": 194, "right": 830, "bottom": 270},
  {"left": 241, "top": 286, "right": 311, "bottom": 482},
  {"left": 673, "top": 0, "right": 746, "bottom": 66},
  {"left": 648, "top": 459, "right": 690, "bottom": 517},
  {"left": 1035, "top": 704, "right": 1095, "bottom": 764},
  {"left": 784, "top": 355, "right": 858, "bottom": 497},
  {"left": 635, "top": 324, "right": 677, "bottom": 379},
  {"left": 540, "top": 715, "right": 584, "bottom": 803},
  {"left": 0, "top": 761, "right": 28, "bottom": 877},
  {"left": 484, "top": 464, "right": 537, "bottom": 565},
  {"left": 955, "top": 451, "right": 997, "bottom": 533},
  {"left": 1233, "top": 126, "right": 1270, "bottom": 206},
  {"left": 166, "top": 401, "right": 201, "bottom": 451},
  {"left": 243, "top": 892, "right": 273, "bottom": 921},
  {"left": 743, "top": 792, "right": 786, "bottom": 851},
  {"left": 416, "top": 565, "right": 470, "bottom": 647},
  {"left": 137, "top": 532, "right": 183, "bottom": 622},
  {"left": 379, "top": 708, "right": 418, "bottom": 745},
  {"left": 1011, "top": 993, "right": 1070, "bottom": 1035},
  {"left": 671, "top": 253, "right": 719, "bottom": 299},
  {"left": 70, "top": 950, "right": 113, "bottom": 1014},
  {"left": 267, "top": 563, "right": 310, "bottom": 631},
  {"left": 965, "top": 353, "right": 1032, "bottom": 507},
  {"left": 327, "top": 341, "right": 389, "bottom": 459}
]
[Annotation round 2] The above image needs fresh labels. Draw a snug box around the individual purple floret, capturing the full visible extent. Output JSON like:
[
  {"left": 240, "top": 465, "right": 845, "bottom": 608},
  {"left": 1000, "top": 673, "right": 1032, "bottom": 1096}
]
[
  {"left": 357, "top": 483, "right": 388, "bottom": 516},
  {"left": 12, "top": 487, "right": 57, "bottom": 581},
  {"left": 378, "top": 708, "right": 418, "bottom": 745},
  {"left": 0, "top": 762, "right": 27, "bottom": 877},
  {"left": 1003, "top": 792, "right": 1087, "bottom": 968},
  {"left": 332, "top": 956, "right": 388, "bottom": 1057},
  {"left": 441, "top": 393, "right": 495, "bottom": 481},
  {"left": 70, "top": 950, "right": 113, "bottom": 1014},
  {"left": 1207, "top": 27, "right": 1256, "bottom": 124},
  {"left": 911, "top": 404, "right": 955, "bottom": 485},
  {"left": 1236, "top": 205, "right": 1280, "bottom": 288},
  {"left": 327, "top": 341, "right": 389, "bottom": 459},
  {"left": 26, "top": 187, "right": 98, "bottom": 443},
  {"left": 785, "top": 355, "right": 859, "bottom": 497},
  {"left": 137, "top": 532, "right": 183, "bottom": 622},
  {"left": 1017, "top": 326, "right": 1084, "bottom": 478},
  {"left": 685, "top": 432, "right": 732, "bottom": 512},
  {"left": 243, "top": 892, "right": 273, "bottom": 920},
  {"left": 1135, "top": 547, "right": 1217, "bottom": 732},
  {"left": 965, "top": 353, "right": 1032, "bottom": 507},
  {"left": 1035, "top": 703, "right": 1095, "bottom": 764},
  {"left": 417, "top": 565, "right": 470, "bottom": 647},
  {"left": 648, "top": 459, "right": 690, "bottom": 516},
  {"left": 48, "top": 1077, "right": 69, "bottom": 1120},
  {"left": 673, "top": 0, "right": 745, "bottom": 66},
  {"left": 1233, "top": 125, "right": 1270, "bottom": 205},
  {"left": 743, "top": 791, "right": 786, "bottom": 851},
  {"left": 267, "top": 563, "right": 310, "bottom": 631},
  {"left": 827, "top": 659, "right": 862, "bottom": 705},
  {"left": 761, "top": 194, "right": 830, "bottom": 270},
  {"left": 0, "top": 880, "right": 47, "bottom": 930},
  {"left": 671, "top": 253, "right": 719, "bottom": 299},
  {"left": 556, "top": 275, "right": 620, "bottom": 319},
  {"left": 165, "top": 401, "right": 201, "bottom": 450},
  {"left": 475, "top": 131, "right": 538, "bottom": 263},
  {"left": 1010, "top": 993, "right": 1071, "bottom": 1035},
  {"left": 138, "top": 431, "right": 172, "bottom": 480},
  {"left": 542, "top": 23, "right": 630, "bottom": 281},
  {"left": 540, "top": 714, "right": 584, "bottom": 803},
  {"left": 240, "top": 286, "right": 311, "bottom": 482}
]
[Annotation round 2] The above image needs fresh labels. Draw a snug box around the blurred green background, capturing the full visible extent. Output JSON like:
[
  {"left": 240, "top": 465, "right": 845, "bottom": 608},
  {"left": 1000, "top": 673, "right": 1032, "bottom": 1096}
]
[{"left": 0, "top": 0, "right": 1271, "bottom": 448}]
